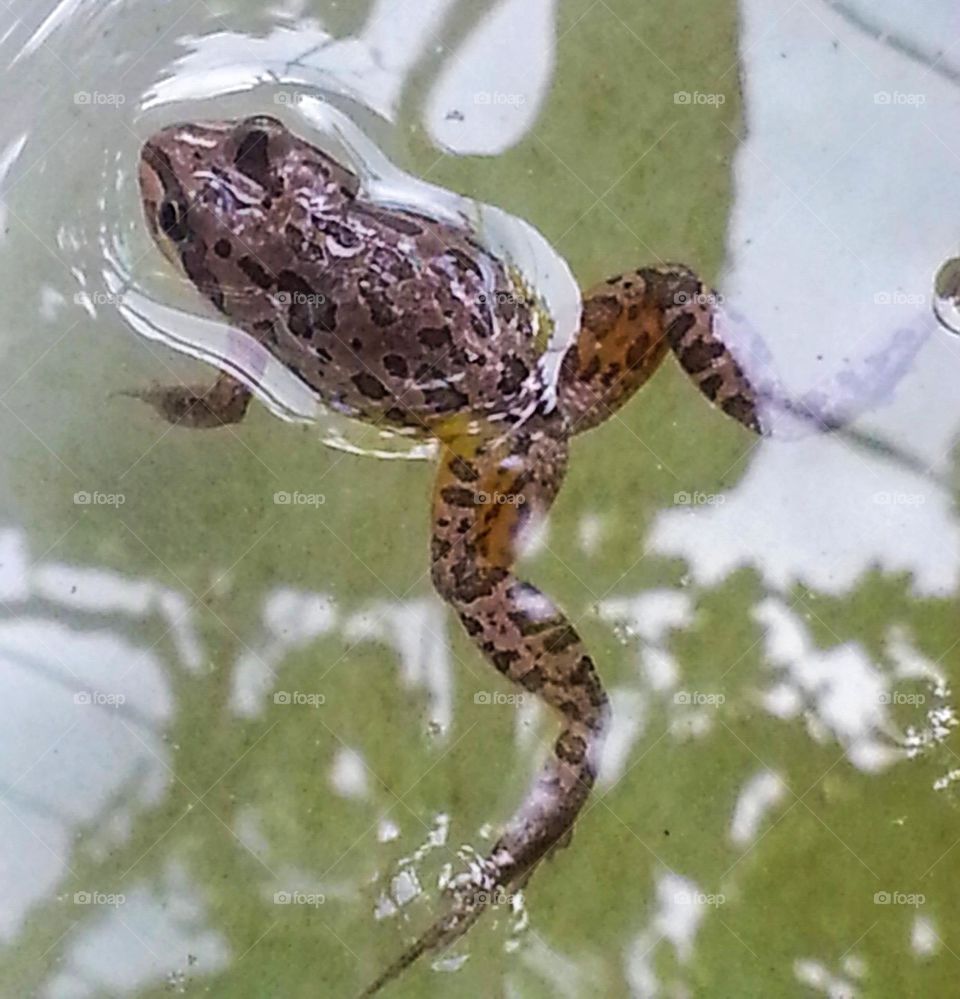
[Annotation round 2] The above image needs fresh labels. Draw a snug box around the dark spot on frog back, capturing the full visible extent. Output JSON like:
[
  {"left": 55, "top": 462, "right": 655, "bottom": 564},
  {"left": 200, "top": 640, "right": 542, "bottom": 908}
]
[
  {"left": 352, "top": 372, "right": 390, "bottom": 400},
  {"left": 497, "top": 355, "right": 530, "bottom": 396},
  {"left": 276, "top": 269, "right": 338, "bottom": 335},
  {"left": 418, "top": 326, "right": 452, "bottom": 350},
  {"left": 383, "top": 354, "right": 409, "bottom": 378},
  {"left": 237, "top": 256, "right": 274, "bottom": 290},
  {"left": 359, "top": 284, "right": 399, "bottom": 327},
  {"left": 423, "top": 386, "right": 469, "bottom": 412}
]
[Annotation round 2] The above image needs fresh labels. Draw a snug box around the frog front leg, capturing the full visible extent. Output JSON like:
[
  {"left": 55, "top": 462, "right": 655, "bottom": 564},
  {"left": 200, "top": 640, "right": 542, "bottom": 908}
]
[
  {"left": 558, "top": 264, "right": 764, "bottom": 435},
  {"left": 360, "top": 417, "right": 609, "bottom": 996},
  {"left": 125, "top": 371, "right": 251, "bottom": 429}
]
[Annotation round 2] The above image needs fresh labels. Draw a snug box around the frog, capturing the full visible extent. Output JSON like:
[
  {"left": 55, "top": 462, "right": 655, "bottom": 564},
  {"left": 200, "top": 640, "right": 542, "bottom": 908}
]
[{"left": 135, "top": 114, "right": 764, "bottom": 996}]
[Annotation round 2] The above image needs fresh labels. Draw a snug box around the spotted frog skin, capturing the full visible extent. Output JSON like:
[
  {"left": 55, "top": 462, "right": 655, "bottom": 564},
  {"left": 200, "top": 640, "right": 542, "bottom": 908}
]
[{"left": 137, "top": 115, "right": 763, "bottom": 996}]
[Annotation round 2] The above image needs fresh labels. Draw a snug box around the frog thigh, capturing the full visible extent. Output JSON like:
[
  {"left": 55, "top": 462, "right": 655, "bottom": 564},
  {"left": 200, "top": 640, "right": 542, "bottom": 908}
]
[{"left": 558, "top": 265, "right": 764, "bottom": 436}]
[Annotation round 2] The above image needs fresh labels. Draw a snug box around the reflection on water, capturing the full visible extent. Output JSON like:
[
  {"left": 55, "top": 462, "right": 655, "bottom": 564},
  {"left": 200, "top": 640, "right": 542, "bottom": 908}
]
[{"left": 0, "top": 0, "right": 959, "bottom": 996}]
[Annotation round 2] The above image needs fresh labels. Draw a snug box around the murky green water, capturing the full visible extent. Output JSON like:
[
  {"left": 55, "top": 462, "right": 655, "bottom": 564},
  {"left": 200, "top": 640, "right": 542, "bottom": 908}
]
[{"left": 1, "top": 1, "right": 959, "bottom": 996}]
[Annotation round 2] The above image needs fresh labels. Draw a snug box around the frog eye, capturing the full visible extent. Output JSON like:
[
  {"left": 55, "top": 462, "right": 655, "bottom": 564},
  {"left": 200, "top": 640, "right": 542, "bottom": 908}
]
[
  {"left": 158, "top": 198, "right": 189, "bottom": 243},
  {"left": 242, "top": 114, "right": 282, "bottom": 130}
]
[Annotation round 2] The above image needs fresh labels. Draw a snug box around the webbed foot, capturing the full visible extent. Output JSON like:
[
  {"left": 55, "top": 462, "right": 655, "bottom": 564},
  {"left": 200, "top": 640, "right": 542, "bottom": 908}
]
[{"left": 119, "top": 373, "right": 251, "bottom": 428}]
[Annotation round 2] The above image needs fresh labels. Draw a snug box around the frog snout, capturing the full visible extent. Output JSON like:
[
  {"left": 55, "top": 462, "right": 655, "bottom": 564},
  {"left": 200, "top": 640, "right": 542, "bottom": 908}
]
[{"left": 139, "top": 142, "right": 170, "bottom": 232}]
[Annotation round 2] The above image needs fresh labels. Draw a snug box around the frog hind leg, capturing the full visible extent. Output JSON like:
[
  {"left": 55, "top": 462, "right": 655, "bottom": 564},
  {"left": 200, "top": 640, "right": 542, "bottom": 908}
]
[
  {"left": 558, "top": 264, "right": 764, "bottom": 435},
  {"left": 121, "top": 371, "right": 251, "bottom": 428},
  {"left": 360, "top": 418, "right": 609, "bottom": 996}
]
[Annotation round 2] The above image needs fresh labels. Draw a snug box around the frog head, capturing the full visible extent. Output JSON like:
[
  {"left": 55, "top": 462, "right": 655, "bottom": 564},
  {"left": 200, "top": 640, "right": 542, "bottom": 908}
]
[{"left": 138, "top": 116, "right": 333, "bottom": 312}]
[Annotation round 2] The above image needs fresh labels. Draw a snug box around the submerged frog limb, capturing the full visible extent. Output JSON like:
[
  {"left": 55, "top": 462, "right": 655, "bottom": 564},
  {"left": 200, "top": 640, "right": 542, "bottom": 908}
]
[
  {"left": 123, "top": 371, "right": 251, "bottom": 428},
  {"left": 361, "top": 418, "right": 608, "bottom": 997}
]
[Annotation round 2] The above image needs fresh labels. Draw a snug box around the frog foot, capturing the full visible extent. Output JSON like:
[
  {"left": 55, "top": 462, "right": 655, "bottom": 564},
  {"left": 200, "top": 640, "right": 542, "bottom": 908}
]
[
  {"left": 358, "top": 859, "right": 511, "bottom": 998},
  {"left": 118, "top": 374, "right": 251, "bottom": 429}
]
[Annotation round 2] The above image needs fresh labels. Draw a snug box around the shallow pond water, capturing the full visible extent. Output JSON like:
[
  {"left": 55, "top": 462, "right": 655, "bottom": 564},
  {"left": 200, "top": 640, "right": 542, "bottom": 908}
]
[{"left": 1, "top": 1, "right": 959, "bottom": 997}]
